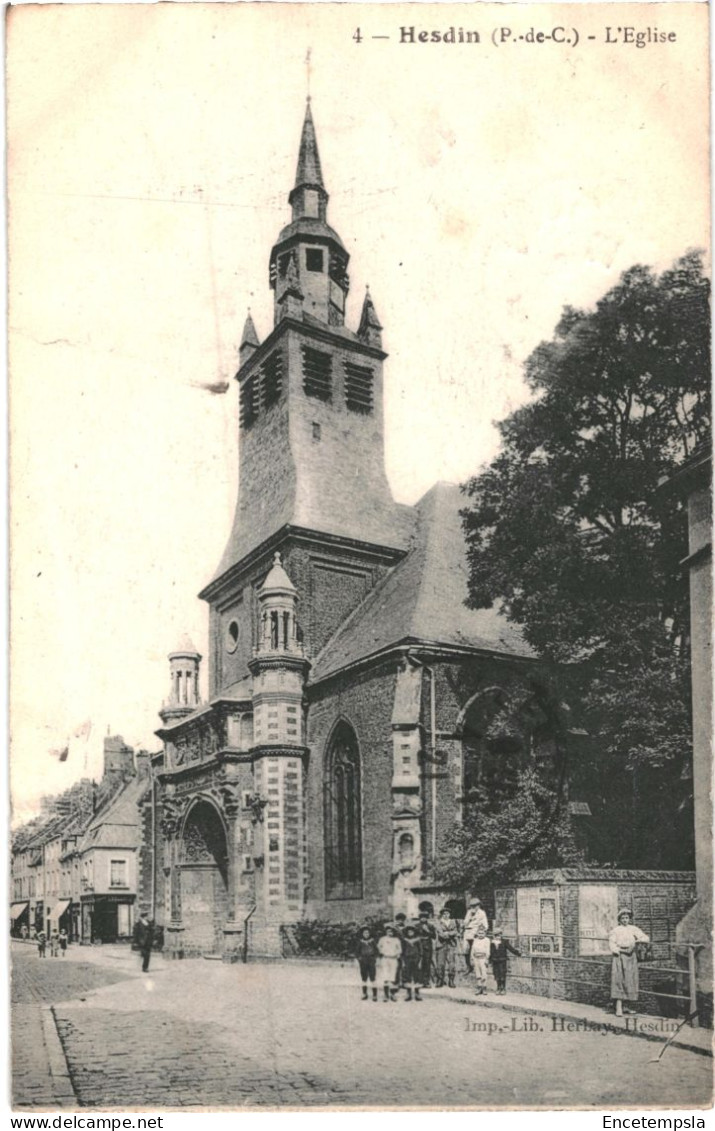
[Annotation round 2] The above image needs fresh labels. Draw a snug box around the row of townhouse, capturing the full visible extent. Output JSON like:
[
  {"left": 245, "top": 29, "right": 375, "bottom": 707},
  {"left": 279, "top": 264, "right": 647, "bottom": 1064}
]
[{"left": 11, "top": 737, "right": 152, "bottom": 944}]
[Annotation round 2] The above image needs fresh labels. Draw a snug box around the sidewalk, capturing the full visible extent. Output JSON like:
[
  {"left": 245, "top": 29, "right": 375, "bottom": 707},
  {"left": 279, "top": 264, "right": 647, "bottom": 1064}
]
[
  {"left": 424, "top": 981, "right": 713, "bottom": 1057},
  {"left": 266, "top": 956, "right": 713, "bottom": 1058},
  {"left": 12, "top": 1003, "right": 77, "bottom": 1108},
  {"left": 40, "top": 944, "right": 715, "bottom": 1056}
]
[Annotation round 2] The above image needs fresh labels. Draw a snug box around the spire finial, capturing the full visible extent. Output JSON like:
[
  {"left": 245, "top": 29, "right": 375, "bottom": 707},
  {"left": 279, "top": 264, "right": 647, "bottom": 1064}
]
[
  {"left": 306, "top": 48, "right": 312, "bottom": 101},
  {"left": 292, "top": 98, "right": 324, "bottom": 198}
]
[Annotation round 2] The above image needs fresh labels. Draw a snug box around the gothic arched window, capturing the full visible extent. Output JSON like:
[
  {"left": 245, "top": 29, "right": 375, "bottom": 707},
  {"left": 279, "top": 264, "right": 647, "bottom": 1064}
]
[
  {"left": 460, "top": 687, "right": 525, "bottom": 813},
  {"left": 324, "top": 721, "right": 363, "bottom": 900}
]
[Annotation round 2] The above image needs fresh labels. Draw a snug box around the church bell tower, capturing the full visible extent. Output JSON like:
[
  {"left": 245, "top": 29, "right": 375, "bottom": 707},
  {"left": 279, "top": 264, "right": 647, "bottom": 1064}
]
[
  {"left": 269, "top": 99, "right": 351, "bottom": 329},
  {"left": 203, "top": 98, "right": 410, "bottom": 606}
]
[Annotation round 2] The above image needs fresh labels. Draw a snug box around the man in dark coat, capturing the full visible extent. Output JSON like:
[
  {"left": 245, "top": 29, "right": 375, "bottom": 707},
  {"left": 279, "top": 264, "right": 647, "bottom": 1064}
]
[
  {"left": 417, "top": 911, "right": 436, "bottom": 987},
  {"left": 133, "top": 912, "right": 154, "bottom": 972},
  {"left": 401, "top": 925, "right": 424, "bottom": 1001}
]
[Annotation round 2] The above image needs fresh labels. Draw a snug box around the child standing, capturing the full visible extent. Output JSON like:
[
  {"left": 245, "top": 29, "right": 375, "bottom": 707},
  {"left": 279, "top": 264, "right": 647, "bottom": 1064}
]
[
  {"left": 58, "top": 929, "right": 69, "bottom": 957},
  {"left": 489, "top": 929, "right": 521, "bottom": 994},
  {"left": 355, "top": 927, "right": 378, "bottom": 1001},
  {"left": 471, "top": 925, "right": 490, "bottom": 995},
  {"left": 377, "top": 925, "right": 402, "bottom": 1002},
  {"left": 400, "top": 925, "right": 423, "bottom": 1002},
  {"left": 36, "top": 930, "right": 46, "bottom": 958},
  {"left": 434, "top": 908, "right": 459, "bottom": 988}
]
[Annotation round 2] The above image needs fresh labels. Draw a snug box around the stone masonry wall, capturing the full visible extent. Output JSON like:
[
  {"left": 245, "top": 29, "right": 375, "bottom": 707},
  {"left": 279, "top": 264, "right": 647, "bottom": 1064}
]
[
  {"left": 208, "top": 538, "right": 398, "bottom": 697},
  {"left": 305, "top": 662, "right": 398, "bottom": 921}
]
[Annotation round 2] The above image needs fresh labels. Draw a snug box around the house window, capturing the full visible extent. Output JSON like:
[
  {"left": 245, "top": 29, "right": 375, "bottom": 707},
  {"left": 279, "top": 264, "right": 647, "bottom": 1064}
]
[
  {"left": 306, "top": 248, "right": 324, "bottom": 272},
  {"left": 324, "top": 721, "right": 362, "bottom": 899},
  {"left": 110, "top": 860, "right": 128, "bottom": 888},
  {"left": 344, "top": 363, "right": 374, "bottom": 414},
  {"left": 302, "top": 346, "right": 332, "bottom": 401}
]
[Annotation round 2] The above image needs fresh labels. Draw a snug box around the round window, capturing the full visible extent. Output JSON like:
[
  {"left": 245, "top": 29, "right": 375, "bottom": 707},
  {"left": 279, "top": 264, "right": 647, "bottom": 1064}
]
[{"left": 225, "top": 620, "right": 240, "bottom": 654}]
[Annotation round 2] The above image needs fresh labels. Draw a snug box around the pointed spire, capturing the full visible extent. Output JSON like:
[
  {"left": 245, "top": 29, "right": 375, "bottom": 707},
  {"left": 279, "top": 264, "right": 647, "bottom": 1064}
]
[
  {"left": 288, "top": 100, "right": 328, "bottom": 222},
  {"left": 294, "top": 99, "right": 324, "bottom": 192},
  {"left": 358, "top": 287, "right": 383, "bottom": 348},
  {"left": 239, "top": 310, "right": 260, "bottom": 364}
]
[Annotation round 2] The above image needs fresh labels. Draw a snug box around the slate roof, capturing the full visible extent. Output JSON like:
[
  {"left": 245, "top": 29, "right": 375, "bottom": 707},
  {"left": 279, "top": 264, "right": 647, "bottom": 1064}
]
[
  {"left": 310, "top": 481, "right": 534, "bottom": 683},
  {"left": 82, "top": 774, "right": 150, "bottom": 851},
  {"left": 293, "top": 99, "right": 324, "bottom": 192}
]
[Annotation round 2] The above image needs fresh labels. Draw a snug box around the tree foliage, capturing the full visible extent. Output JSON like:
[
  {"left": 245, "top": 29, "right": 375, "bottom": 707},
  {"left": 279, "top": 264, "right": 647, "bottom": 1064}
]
[
  {"left": 460, "top": 251, "right": 710, "bottom": 869},
  {"left": 440, "top": 770, "right": 582, "bottom": 893}
]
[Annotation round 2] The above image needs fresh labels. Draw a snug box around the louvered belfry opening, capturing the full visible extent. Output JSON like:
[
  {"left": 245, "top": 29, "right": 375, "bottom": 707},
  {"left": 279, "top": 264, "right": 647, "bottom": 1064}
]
[
  {"left": 239, "top": 374, "right": 259, "bottom": 429},
  {"left": 261, "top": 350, "right": 283, "bottom": 408},
  {"left": 302, "top": 345, "right": 332, "bottom": 401},
  {"left": 344, "top": 362, "right": 374, "bottom": 414}
]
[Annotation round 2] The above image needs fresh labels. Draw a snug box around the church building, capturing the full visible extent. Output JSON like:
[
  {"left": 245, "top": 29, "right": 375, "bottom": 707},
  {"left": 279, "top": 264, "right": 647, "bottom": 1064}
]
[{"left": 152, "top": 101, "right": 560, "bottom": 959}]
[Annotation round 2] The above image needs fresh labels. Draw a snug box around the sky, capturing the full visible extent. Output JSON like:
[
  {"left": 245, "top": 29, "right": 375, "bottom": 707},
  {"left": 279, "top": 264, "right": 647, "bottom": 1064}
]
[{"left": 8, "top": 2, "right": 709, "bottom": 823}]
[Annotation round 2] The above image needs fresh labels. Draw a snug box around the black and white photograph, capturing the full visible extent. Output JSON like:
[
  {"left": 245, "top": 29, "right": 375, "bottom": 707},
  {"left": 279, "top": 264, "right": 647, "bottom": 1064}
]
[{"left": 8, "top": 1, "right": 712, "bottom": 1115}]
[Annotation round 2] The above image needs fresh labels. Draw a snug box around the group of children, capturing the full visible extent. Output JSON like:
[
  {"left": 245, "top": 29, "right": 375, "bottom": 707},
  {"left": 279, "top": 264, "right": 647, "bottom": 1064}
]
[
  {"left": 468, "top": 925, "right": 521, "bottom": 995},
  {"left": 35, "top": 928, "right": 68, "bottom": 957},
  {"left": 356, "top": 900, "right": 521, "bottom": 1002},
  {"left": 356, "top": 914, "right": 438, "bottom": 1003}
]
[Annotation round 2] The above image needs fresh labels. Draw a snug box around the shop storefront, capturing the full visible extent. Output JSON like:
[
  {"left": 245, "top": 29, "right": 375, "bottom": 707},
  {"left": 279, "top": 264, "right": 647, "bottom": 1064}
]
[
  {"left": 80, "top": 893, "right": 135, "bottom": 943},
  {"left": 10, "top": 901, "right": 29, "bottom": 937}
]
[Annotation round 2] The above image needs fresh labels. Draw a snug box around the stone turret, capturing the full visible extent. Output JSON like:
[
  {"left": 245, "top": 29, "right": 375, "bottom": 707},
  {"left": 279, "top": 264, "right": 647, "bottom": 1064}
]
[
  {"left": 159, "top": 635, "right": 202, "bottom": 725},
  {"left": 248, "top": 555, "right": 310, "bottom": 933}
]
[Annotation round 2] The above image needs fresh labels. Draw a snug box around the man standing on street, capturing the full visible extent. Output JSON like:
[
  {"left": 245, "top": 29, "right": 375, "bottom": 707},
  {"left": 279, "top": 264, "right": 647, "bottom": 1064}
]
[
  {"left": 133, "top": 911, "right": 154, "bottom": 972},
  {"left": 417, "top": 910, "right": 436, "bottom": 988},
  {"left": 462, "top": 898, "right": 489, "bottom": 972}
]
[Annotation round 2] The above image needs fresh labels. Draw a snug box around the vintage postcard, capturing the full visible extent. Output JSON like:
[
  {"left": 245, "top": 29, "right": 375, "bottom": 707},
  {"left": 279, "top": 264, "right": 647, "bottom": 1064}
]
[{"left": 8, "top": 1, "right": 712, "bottom": 1117}]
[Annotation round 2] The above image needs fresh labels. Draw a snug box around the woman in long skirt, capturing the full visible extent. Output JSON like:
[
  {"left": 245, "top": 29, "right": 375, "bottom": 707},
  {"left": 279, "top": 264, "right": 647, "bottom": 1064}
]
[{"left": 609, "top": 908, "right": 649, "bottom": 1017}]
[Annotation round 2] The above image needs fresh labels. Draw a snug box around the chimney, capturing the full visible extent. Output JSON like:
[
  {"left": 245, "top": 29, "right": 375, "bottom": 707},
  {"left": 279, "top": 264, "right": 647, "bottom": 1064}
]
[{"left": 134, "top": 750, "right": 152, "bottom": 780}]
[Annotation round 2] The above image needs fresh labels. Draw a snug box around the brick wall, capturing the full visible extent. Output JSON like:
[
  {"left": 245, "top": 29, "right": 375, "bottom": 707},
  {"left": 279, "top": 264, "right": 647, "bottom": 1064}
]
[
  {"left": 507, "top": 876, "right": 697, "bottom": 1016},
  {"left": 207, "top": 538, "right": 398, "bottom": 697},
  {"left": 305, "top": 662, "right": 398, "bottom": 921}
]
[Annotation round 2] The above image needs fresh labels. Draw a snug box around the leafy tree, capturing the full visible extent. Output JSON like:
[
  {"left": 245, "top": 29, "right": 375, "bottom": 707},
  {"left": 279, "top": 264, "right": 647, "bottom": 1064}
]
[
  {"left": 459, "top": 251, "right": 710, "bottom": 870},
  {"left": 440, "top": 770, "right": 582, "bottom": 894}
]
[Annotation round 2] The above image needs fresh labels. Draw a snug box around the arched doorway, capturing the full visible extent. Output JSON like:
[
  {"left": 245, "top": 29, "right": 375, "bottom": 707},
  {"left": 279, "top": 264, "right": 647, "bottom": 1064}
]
[{"left": 179, "top": 800, "right": 229, "bottom": 955}]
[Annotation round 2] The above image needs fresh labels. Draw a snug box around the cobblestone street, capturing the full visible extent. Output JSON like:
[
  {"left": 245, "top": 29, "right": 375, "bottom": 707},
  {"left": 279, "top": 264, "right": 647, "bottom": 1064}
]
[{"left": 11, "top": 944, "right": 713, "bottom": 1110}]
